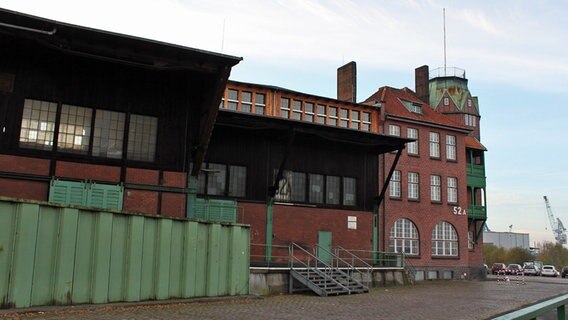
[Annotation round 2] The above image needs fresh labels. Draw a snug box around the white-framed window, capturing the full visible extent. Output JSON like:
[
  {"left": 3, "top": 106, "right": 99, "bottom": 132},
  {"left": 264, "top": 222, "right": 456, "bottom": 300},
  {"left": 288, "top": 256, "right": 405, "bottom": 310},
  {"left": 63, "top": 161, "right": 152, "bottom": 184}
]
[
  {"left": 390, "top": 218, "right": 419, "bottom": 255},
  {"left": 304, "top": 102, "right": 314, "bottom": 122},
  {"left": 362, "top": 112, "right": 371, "bottom": 131},
  {"left": 227, "top": 89, "right": 238, "bottom": 110},
  {"left": 389, "top": 170, "right": 401, "bottom": 198},
  {"left": 467, "top": 99, "right": 472, "bottom": 107},
  {"left": 430, "top": 175, "right": 441, "bottom": 202},
  {"left": 339, "top": 108, "right": 349, "bottom": 128},
  {"left": 350, "top": 110, "right": 360, "bottom": 130},
  {"left": 254, "top": 93, "right": 266, "bottom": 115},
  {"left": 316, "top": 104, "right": 326, "bottom": 124},
  {"left": 443, "top": 97, "right": 450, "bottom": 106},
  {"left": 447, "top": 177, "right": 458, "bottom": 203},
  {"left": 465, "top": 114, "right": 477, "bottom": 127},
  {"left": 432, "top": 221, "right": 458, "bottom": 257},
  {"left": 409, "top": 103, "right": 422, "bottom": 114},
  {"left": 429, "top": 132, "right": 440, "bottom": 158},
  {"left": 241, "top": 91, "right": 252, "bottom": 113},
  {"left": 292, "top": 100, "right": 303, "bottom": 120},
  {"left": 19, "top": 99, "right": 57, "bottom": 150},
  {"left": 328, "top": 106, "right": 338, "bottom": 126},
  {"left": 280, "top": 97, "right": 290, "bottom": 118},
  {"left": 408, "top": 172, "right": 419, "bottom": 200},
  {"left": 407, "top": 128, "right": 418, "bottom": 155},
  {"left": 388, "top": 124, "right": 401, "bottom": 137},
  {"left": 446, "top": 135, "right": 456, "bottom": 161}
]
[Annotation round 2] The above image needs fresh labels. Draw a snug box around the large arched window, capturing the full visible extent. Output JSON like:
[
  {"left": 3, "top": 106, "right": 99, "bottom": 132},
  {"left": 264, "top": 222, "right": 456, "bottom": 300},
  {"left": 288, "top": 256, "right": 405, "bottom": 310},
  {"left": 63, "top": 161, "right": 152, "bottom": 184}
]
[
  {"left": 389, "top": 218, "right": 419, "bottom": 255},
  {"left": 431, "top": 221, "right": 458, "bottom": 257}
]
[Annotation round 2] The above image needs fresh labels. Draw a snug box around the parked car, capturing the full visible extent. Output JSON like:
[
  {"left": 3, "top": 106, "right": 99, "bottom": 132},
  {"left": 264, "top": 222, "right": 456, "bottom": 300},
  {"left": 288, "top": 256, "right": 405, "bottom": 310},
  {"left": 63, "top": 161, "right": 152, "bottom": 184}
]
[
  {"left": 541, "top": 265, "right": 560, "bottom": 277},
  {"left": 491, "top": 263, "right": 507, "bottom": 275},
  {"left": 523, "top": 264, "right": 541, "bottom": 276},
  {"left": 505, "top": 264, "right": 523, "bottom": 275},
  {"left": 561, "top": 266, "right": 568, "bottom": 278}
]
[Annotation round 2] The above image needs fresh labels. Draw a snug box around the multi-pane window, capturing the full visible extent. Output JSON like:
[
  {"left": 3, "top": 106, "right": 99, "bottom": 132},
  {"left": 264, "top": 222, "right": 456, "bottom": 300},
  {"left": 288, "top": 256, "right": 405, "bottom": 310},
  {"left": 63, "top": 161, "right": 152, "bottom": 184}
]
[
  {"left": 57, "top": 104, "right": 92, "bottom": 154},
  {"left": 362, "top": 112, "right": 371, "bottom": 131},
  {"left": 343, "top": 177, "right": 356, "bottom": 206},
  {"left": 241, "top": 91, "right": 252, "bottom": 113},
  {"left": 350, "top": 110, "right": 360, "bottom": 130},
  {"left": 430, "top": 175, "right": 441, "bottom": 202},
  {"left": 328, "top": 107, "right": 338, "bottom": 126},
  {"left": 199, "top": 163, "right": 247, "bottom": 197},
  {"left": 227, "top": 89, "right": 238, "bottom": 111},
  {"left": 389, "top": 170, "right": 401, "bottom": 198},
  {"left": 390, "top": 218, "right": 419, "bottom": 255},
  {"left": 465, "top": 114, "right": 477, "bottom": 127},
  {"left": 316, "top": 104, "right": 326, "bottom": 124},
  {"left": 206, "top": 163, "right": 227, "bottom": 195},
  {"left": 19, "top": 99, "right": 57, "bottom": 150},
  {"left": 408, "top": 172, "right": 419, "bottom": 200},
  {"left": 93, "top": 110, "right": 125, "bottom": 159},
  {"left": 407, "top": 128, "right": 418, "bottom": 155},
  {"left": 326, "top": 175, "right": 340, "bottom": 205},
  {"left": 447, "top": 177, "right": 458, "bottom": 203},
  {"left": 292, "top": 100, "right": 303, "bottom": 120},
  {"left": 309, "top": 173, "right": 324, "bottom": 203},
  {"left": 229, "top": 165, "right": 247, "bottom": 197},
  {"left": 432, "top": 221, "right": 458, "bottom": 257},
  {"left": 339, "top": 109, "right": 349, "bottom": 128},
  {"left": 290, "top": 171, "right": 306, "bottom": 202},
  {"left": 304, "top": 102, "right": 314, "bottom": 122},
  {"left": 128, "top": 114, "right": 158, "bottom": 161},
  {"left": 443, "top": 97, "right": 450, "bottom": 106},
  {"left": 388, "top": 124, "right": 400, "bottom": 136},
  {"left": 280, "top": 97, "right": 290, "bottom": 118},
  {"left": 429, "top": 132, "right": 440, "bottom": 158},
  {"left": 254, "top": 93, "right": 266, "bottom": 115},
  {"left": 446, "top": 135, "right": 456, "bottom": 161}
]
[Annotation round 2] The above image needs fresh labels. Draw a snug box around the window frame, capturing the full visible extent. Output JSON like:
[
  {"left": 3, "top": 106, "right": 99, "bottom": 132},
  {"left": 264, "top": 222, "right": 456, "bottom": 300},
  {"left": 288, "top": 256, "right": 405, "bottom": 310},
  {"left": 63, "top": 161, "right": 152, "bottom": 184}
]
[
  {"left": 388, "top": 124, "right": 401, "bottom": 137},
  {"left": 431, "top": 221, "right": 459, "bottom": 257},
  {"left": 280, "top": 97, "right": 290, "bottom": 119},
  {"left": 446, "top": 135, "right": 456, "bottom": 161},
  {"left": 389, "top": 170, "right": 401, "bottom": 198},
  {"left": 430, "top": 175, "right": 441, "bottom": 202},
  {"left": 408, "top": 172, "right": 419, "bottom": 200},
  {"left": 389, "top": 218, "right": 419, "bottom": 255},
  {"left": 407, "top": 127, "right": 418, "bottom": 155},
  {"left": 447, "top": 177, "right": 458, "bottom": 203},
  {"left": 429, "top": 132, "right": 440, "bottom": 159}
]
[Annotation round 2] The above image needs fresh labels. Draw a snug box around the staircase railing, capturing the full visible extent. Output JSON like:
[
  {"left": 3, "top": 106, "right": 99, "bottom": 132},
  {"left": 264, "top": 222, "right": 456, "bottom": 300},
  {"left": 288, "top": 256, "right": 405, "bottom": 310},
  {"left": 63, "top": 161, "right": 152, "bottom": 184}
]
[
  {"left": 404, "top": 255, "right": 417, "bottom": 284},
  {"left": 314, "top": 244, "right": 369, "bottom": 291},
  {"left": 335, "top": 246, "right": 373, "bottom": 284},
  {"left": 289, "top": 243, "right": 350, "bottom": 293}
]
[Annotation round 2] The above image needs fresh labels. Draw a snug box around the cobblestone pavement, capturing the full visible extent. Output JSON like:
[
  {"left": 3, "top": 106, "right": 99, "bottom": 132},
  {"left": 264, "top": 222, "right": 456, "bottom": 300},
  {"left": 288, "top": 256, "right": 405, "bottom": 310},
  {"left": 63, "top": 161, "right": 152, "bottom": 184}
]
[{"left": 2, "top": 279, "right": 568, "bottom": 320}]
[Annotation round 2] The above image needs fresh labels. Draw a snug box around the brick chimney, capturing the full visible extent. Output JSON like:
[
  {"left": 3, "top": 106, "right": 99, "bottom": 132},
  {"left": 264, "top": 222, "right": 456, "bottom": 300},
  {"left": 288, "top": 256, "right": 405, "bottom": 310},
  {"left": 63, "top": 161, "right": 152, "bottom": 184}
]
[
  {"left": 337, "top": 61, "right": 357, "bottom": 103},
  {"left": 415, "top": 65, "right": 429, "bottom": 104}
]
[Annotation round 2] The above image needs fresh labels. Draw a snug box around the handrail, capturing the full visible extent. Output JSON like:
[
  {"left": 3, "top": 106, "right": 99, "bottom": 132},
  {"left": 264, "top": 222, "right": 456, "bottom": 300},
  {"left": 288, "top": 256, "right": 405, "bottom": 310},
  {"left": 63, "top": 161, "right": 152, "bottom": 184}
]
[
  {"left": 250, "top": 243, "right": 290, "bottom": 267},
  {"left": 335, "top": 246, "right": 373, "bottom": 285},
  {"left": 491, "top": 293, "right": 568, "bottom": 320},
  {"left": 289, "top": 243, "right": 350, "bottom": 293},
  {"left": 314, "top": 244, "right": 368, "bottom": 291}
]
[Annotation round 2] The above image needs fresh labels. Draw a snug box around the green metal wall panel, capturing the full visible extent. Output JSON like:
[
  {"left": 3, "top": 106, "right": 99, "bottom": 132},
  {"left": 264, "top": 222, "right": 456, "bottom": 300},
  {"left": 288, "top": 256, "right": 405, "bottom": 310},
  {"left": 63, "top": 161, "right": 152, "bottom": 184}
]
[{"left": 0, "top": 198, "right": 250, "bottom": 309}]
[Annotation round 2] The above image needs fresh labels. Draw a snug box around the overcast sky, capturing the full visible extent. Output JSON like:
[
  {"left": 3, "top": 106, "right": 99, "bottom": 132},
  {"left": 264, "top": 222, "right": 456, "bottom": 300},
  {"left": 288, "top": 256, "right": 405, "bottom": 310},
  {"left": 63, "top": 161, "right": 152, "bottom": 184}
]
[{"left": 2, "top": 0, "right": 567, "bottom": 245}]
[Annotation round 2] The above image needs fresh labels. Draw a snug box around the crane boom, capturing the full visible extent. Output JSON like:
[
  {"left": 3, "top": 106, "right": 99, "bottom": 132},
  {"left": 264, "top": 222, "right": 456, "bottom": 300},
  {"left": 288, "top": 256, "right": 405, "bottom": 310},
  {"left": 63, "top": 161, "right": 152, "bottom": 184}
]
[{"left": 544, "top": 196, "right": 567, "bottom": 245}]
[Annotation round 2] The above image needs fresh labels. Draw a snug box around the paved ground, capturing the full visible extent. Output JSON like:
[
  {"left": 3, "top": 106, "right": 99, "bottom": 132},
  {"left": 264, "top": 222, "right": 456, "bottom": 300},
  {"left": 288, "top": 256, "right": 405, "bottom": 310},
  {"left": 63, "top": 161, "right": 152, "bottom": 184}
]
[{"left": 2, "top": 277, "right": 568, "bottom": 320}]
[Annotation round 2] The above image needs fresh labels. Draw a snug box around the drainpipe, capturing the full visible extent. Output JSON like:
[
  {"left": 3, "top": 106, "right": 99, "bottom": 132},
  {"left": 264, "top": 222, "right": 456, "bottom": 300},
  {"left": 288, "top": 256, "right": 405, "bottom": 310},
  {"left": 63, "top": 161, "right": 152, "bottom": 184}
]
[{"left": 186, "top": 175, "right": 198, "bottom": 219}]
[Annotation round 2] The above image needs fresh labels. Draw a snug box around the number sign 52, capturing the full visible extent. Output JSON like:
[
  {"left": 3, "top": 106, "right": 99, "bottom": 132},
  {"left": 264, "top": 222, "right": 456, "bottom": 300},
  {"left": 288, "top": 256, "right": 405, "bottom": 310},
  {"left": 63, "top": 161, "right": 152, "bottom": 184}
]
[{"left": 452, "top": 206, "right": 467, "bottom": 216}]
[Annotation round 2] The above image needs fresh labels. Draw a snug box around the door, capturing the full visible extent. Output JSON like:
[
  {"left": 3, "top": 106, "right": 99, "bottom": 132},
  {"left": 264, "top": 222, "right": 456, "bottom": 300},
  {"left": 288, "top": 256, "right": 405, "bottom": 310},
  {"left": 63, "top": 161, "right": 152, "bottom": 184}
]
[{"left": 317, "top": 231, "right": 332, "bottom": 263}]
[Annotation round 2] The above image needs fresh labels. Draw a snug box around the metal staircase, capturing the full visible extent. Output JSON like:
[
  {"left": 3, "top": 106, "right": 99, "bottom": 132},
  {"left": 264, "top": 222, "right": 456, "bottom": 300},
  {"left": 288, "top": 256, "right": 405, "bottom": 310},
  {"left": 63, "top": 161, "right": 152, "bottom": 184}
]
[{"left": 288, "top": 243, "right": 369, "bottom": 296}]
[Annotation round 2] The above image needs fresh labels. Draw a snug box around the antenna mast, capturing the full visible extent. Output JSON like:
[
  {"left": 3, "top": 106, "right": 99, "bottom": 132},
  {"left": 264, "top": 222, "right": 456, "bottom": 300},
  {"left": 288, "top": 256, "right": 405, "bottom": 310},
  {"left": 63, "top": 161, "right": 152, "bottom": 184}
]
[{"left": 443, "top": 8, "right": 447, "bottom": 74}]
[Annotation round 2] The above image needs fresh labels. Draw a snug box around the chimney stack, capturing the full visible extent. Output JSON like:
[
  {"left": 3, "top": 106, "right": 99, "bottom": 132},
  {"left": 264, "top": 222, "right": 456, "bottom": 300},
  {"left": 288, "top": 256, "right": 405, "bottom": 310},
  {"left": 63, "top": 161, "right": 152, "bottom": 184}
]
[
  {"left": 337, "top": 61, "right": 357, "bottom": 103},
  {"left": 415, "top": 65, "right": 430, "bottom": 104}
]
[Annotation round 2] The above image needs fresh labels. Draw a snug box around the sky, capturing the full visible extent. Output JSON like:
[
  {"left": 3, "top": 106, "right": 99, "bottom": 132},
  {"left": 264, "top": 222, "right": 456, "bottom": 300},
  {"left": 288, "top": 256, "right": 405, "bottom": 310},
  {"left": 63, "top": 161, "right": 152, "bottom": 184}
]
[{"left": 1, "top": 0, "right": 567, "bottom": 246}]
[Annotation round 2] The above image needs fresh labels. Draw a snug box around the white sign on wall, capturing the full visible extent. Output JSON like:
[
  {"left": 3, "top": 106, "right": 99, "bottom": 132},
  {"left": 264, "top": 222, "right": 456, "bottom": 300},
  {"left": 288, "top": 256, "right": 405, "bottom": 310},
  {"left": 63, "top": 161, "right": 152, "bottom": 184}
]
[
  {"left": 348, "top": 216, "right": 357, "bottom": 230},
  {"left": 452, "top": 206, "right": 467, "bottom": 216}
]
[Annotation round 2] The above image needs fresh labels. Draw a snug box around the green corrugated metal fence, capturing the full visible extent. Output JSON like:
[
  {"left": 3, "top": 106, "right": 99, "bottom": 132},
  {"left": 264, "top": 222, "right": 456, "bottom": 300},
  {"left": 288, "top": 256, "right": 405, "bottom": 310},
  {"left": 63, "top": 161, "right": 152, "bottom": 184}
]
[{"left": 0, "top": 198, "right": 250, "bottom": 309}]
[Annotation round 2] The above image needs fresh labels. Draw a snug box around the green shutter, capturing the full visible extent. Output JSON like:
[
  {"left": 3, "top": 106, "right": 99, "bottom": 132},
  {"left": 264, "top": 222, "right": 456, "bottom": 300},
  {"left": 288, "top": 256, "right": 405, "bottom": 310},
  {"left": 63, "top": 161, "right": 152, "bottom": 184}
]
[
  {"left": 49, "top": 180, "right": 86, "bottom": 206},
  {"left": 87, "top": 183, "right": 123, "bottom": 210},
  {"left": 194, "top": 198, "right": 236, "bottom": 223},
  {"left": 49, "top": 179, "right": 123, "bottom": 211}
]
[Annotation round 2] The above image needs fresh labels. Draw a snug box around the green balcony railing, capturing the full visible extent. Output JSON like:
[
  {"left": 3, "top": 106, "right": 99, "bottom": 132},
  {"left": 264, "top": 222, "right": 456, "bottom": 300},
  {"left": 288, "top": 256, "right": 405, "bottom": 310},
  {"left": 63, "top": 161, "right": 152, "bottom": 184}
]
[
  {"left": 466, "top": 163, "right": 485, "bottom": 177},
  {"left": 468, "top": 205, "right": 487, "bottom": 220}
]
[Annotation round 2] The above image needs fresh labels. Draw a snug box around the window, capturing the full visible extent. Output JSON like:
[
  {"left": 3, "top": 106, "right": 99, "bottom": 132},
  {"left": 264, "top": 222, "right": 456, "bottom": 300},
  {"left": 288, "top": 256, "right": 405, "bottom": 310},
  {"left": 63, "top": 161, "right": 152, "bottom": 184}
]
[
  {"left": 19, "top": 99, "right": 57, "bottom": 150},
  {"left": 339, "top": 109, "right": 349, "bottom": 128},
  {"left": 57, "top": 104, "right": 92, "bottom": 154},
  {"left": 447, "top": 177, "right": 458, "bottom": 203},
  {"left": 430, "top": 175, "right": 441, "bottom": 202},
  {"left": 468, "top": 231, "right": 474, "bottom": 250},
  {"left": 343, "top": 177, "right": 356, "bottom": 206},
  {"left": 390, "top": 219, "right": 419, "bottom": 255},
  {"left": 407, "top": 128, "right": 418, "bottom": 155},
  {"left": 465, "top": 114, "right": 477, "bottom": 127},
  {"left": 290, "top": 171, "right": 306, "bottom": 202},
  {"left": 467, "top": 99, "right": 472, "bottom": 107},
  {"left": 443, "top": 97, "right": 449, "bottom": 106},
  {"left": 280, "top": 97, "right": 290, "bottom": 118},
  {"left": 350, "top": 110, "right": 360, "bottom": 130},
  {"left": 429, "top": 132, "right": 440, "bottom": 158},
  {"left": 274, "top": 170, "right": 305, "bottom": 202},
  {"left": 127, "top": 114, "right": 158, "bottom": 162},
  {"left": 292, "top": 100, "right": 302, "bottom": 120},
  {"left": 229, "top": 165, "right": 247, "bottom": 197},
  {"left": 93, "top": 110, "right": 125, "bottom": 159},
  {"left": 432, "top": 221, "right": 458, "bottom": 257},
  {"left": 389, "top": 170, "right": 401, "bottom": 198},
  {"left": 227, "top": 89, "right": 238, "bottom": 110},
  {"left": 328, "top": 107, "right": 338, "bottom": 126},
  {"left": 206, "top": 163, "right": 227, "bottom": 196},
  {"left": 304, "top": 102, "right": 314, "bottom": 122},
  {"left": 408, "top": 172, "right": 419, "bottom": 200},
  {"left": 388, "top": 125, "right": 400, "bottom": 136},
  {"left": 316, "top": 104, "right": 326, "bottom": 124},
  {"left": 326, "top": 175, "right": 340, "bottom": 205},
  {"left": 446, "top": 135, "right": 456, "bottom": 161},
  {"left": 409, "top": 103, "right": 422, "bottom": 114},
  {"left": 254, "top": 93, "right": 266, "bottom": 115},
  {"left": 309, "top": 173, "right": 324, "bottom": 203},
  {"left": 241, "top": 91, "right": 252, "bottom": 113},
  {"left": 362, "top": 112, "right": 371, "bottom": 131}
]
